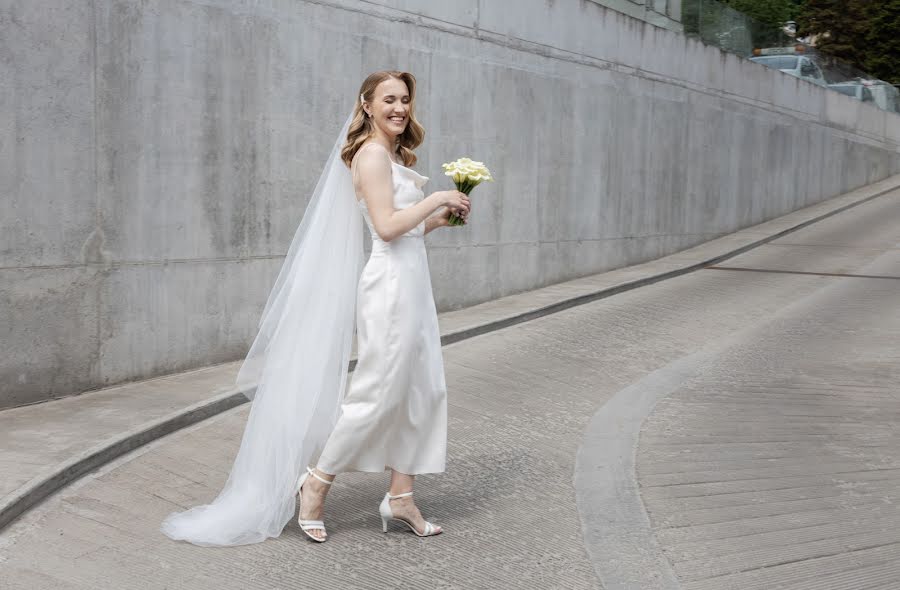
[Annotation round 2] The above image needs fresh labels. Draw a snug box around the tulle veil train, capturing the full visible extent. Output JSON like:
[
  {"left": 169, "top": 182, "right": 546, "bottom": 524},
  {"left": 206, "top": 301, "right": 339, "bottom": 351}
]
[{"left": 160, "top": 112, "right": 364, "bottom": 546}]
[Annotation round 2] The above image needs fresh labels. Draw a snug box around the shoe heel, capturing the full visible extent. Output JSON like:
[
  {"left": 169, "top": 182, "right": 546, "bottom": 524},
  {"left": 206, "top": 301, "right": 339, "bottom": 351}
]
[{"left": 381, "top": 516, "right": 389, "bottom": 533}]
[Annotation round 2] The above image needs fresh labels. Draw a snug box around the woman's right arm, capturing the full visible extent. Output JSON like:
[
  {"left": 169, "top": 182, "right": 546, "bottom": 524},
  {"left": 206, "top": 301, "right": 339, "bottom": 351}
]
[{"left": 356, "top": 148, "right": 470, "bottom": 242}]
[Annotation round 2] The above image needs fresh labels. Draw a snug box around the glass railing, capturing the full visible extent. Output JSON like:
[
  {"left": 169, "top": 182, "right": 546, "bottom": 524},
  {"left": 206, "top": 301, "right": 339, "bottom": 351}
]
[{"left": 682, "top": 0, "right": 900, "bottom": 115}]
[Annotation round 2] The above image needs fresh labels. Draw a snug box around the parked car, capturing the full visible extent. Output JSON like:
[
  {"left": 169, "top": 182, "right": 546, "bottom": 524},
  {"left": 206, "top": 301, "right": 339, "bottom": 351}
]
[
  {"left": 827, "top": 82, "right": 875, "bottom": 103},
  {"left": 749, "top": 53, "right": 828, "bottom": 87},
  {"left": 857, "top": 79, "right": 900, "bottom": 113}
]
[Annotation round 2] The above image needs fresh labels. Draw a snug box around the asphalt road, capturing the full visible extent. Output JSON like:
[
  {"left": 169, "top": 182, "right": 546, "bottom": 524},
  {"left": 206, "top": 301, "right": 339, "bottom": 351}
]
[{"left": 2, "top": 189, "right": 898, "bottom": 590}]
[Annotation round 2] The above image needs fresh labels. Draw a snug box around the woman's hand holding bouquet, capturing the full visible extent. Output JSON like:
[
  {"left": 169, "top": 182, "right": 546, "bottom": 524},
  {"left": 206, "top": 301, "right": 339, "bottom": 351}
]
[{"left": 442, "top": 158, "right": 493, "bottom": 226}]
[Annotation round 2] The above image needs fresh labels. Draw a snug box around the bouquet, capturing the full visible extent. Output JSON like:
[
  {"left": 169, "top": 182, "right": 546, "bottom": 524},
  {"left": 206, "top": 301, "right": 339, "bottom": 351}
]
[{"left": 442, "top": 157, "right": 493, "bottom": 226}]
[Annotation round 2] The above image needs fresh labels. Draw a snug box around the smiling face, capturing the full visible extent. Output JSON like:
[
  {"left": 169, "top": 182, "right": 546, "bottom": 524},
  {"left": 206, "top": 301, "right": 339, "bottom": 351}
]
[{"left": 364, "top": 77, "right": 411, "bottom": 141}]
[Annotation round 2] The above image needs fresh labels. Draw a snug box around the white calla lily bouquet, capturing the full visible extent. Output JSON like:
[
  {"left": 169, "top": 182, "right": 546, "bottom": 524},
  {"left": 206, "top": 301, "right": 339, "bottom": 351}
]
[{"left": 442, "top": 157, "right": 494, "bottom": 226}]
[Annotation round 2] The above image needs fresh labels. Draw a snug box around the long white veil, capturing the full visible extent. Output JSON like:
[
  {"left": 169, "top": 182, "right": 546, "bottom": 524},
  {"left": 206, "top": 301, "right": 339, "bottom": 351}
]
[{"left": 161, "top": 111, "right": 365, "bottom": 547}]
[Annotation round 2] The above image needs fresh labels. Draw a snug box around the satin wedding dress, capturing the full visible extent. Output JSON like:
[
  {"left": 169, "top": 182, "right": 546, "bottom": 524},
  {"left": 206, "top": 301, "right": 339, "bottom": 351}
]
[
  {"left": 161, "top": 109, "right": 447, "bottom": 546},
  {"left": 316, "top": 158, "right": 448, "bottom": 475}
]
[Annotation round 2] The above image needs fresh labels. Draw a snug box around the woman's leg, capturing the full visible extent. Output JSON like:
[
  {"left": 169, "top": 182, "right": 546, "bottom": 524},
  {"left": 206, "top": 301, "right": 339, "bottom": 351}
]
[
  {"left": 387, "top": 469, "right": 442, "bottom": 535},
  {"left": 389, "top": 469, "right": 414, "bottom": 496},
  {"left": 299, "top": 468, "right": 336, "bottom": 540}
]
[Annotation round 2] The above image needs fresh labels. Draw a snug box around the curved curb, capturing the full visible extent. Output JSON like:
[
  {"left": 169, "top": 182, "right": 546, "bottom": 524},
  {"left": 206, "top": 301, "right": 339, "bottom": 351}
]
[
  {"left": 2, "top": 180, "right": 898, "bottom": 534},
  {"left": 0, "top": 389, "right": 248, "bottom": 531},
  {"left": 573, "top": 351, "right": 711, "bottom": 589},
  {"left": 571, "top": 220, "right": 900, "bottom": 588}
]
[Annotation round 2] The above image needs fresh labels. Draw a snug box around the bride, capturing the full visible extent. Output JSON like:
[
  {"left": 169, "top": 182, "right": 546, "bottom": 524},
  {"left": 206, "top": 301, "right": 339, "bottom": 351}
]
[{"left": 160, "top": 70, "right": 470, "bottom": 546}]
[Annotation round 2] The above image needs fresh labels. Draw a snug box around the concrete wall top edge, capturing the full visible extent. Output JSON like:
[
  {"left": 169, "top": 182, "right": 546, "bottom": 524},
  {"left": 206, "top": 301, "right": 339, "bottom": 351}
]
[{"left": 351, "top": 0, "right": 899, "bottom": 147}]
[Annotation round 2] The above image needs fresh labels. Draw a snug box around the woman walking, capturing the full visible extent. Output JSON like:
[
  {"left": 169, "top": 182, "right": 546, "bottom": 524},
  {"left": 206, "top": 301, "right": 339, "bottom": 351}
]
[{"left": 161, "top": 70, "right": 470, "bottom": 546}]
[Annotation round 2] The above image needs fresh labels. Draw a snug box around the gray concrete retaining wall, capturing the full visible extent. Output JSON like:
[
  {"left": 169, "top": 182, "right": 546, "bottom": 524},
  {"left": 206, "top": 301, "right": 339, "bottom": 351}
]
[{"left": 3, "top": 0, "right": 899, "bottom": 408}]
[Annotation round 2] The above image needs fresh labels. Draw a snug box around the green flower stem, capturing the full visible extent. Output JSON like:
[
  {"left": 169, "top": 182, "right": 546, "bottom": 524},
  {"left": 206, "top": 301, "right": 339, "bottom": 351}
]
[{"left": 449, "top": 178, "right": 480, "bottom": 225}]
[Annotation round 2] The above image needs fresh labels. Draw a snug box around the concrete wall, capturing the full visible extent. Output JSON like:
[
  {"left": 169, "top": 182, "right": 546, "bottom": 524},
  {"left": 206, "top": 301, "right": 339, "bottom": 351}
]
[{"left": 3, "top": 0, "right": 899, "bottom": 408}]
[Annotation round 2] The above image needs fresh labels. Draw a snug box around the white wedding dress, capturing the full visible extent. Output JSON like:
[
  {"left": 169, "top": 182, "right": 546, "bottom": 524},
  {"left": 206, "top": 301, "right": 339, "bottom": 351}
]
[
  {"left": 160, "top": 118, "right": 447, "bottom": 546},
  {"left": 316, "top": 160, "right": 448, "bottom": 475}
]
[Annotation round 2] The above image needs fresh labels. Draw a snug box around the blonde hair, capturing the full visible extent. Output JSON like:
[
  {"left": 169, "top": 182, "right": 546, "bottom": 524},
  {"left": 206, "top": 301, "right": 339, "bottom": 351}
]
[{"left": 340, "top": 71, "right": 425, "bottom": 168}]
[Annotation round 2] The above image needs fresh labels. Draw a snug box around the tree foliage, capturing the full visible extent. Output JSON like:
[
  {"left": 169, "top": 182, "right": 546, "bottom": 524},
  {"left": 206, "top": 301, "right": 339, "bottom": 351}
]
[
  {"left": 863, "top": 1, "right": 900, "bottom": 84},
  {"left": 682, "top": 0, "right": 900, "bottom": 83},
  {"left": 798, "top": 0, "right": 900, "bottom": 84}
]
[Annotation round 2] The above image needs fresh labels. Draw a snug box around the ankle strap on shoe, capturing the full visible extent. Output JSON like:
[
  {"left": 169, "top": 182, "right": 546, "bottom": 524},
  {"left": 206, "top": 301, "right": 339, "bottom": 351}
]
[
  {"left": 387, "top": 490, "right": 413, "bottom": 499},
  {"left": 307, "top": 466, "right": 333, "bottom": 485}
]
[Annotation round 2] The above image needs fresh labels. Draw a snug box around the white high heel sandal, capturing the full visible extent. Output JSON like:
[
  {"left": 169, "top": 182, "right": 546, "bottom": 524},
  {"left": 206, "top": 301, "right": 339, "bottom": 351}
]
[
  {"left": 297, "top": 466, "right": 333, "bottom": 542},
  {"left": 379, "top": 491, "right": 443, "bottom": 537}
]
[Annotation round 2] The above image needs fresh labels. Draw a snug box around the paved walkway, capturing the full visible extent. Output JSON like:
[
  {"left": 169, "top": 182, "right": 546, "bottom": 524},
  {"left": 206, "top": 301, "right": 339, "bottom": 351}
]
[{"left": 1, "top": 178, "right": 899, "bottom": 589}]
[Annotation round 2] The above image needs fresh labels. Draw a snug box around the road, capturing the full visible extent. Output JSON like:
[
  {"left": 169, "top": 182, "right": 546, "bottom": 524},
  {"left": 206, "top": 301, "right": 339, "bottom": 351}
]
[{"left": 2, "top": 189, "right": 899, "bottom": 590}]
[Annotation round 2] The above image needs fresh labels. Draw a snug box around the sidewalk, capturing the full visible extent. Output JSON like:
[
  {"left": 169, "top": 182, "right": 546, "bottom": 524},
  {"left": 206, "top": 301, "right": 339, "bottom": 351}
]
[{"left": 3, "top": 174, "right": 899, "bottom": 534}]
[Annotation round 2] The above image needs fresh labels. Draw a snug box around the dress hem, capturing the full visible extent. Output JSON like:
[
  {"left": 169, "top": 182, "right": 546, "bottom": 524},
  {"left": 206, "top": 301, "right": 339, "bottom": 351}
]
[{"left": 315, "top": 462, "right": 446, "bottom": 476}]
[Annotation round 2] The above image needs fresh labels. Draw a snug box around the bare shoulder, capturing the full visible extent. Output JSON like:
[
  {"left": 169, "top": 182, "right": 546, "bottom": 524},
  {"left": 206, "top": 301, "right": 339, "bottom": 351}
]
[
  {"left": 353, "top": 143, "right": 393, "bottom": 180},
  {"left": 351, "top": 143, "right": 393, "bottom": 200}
]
